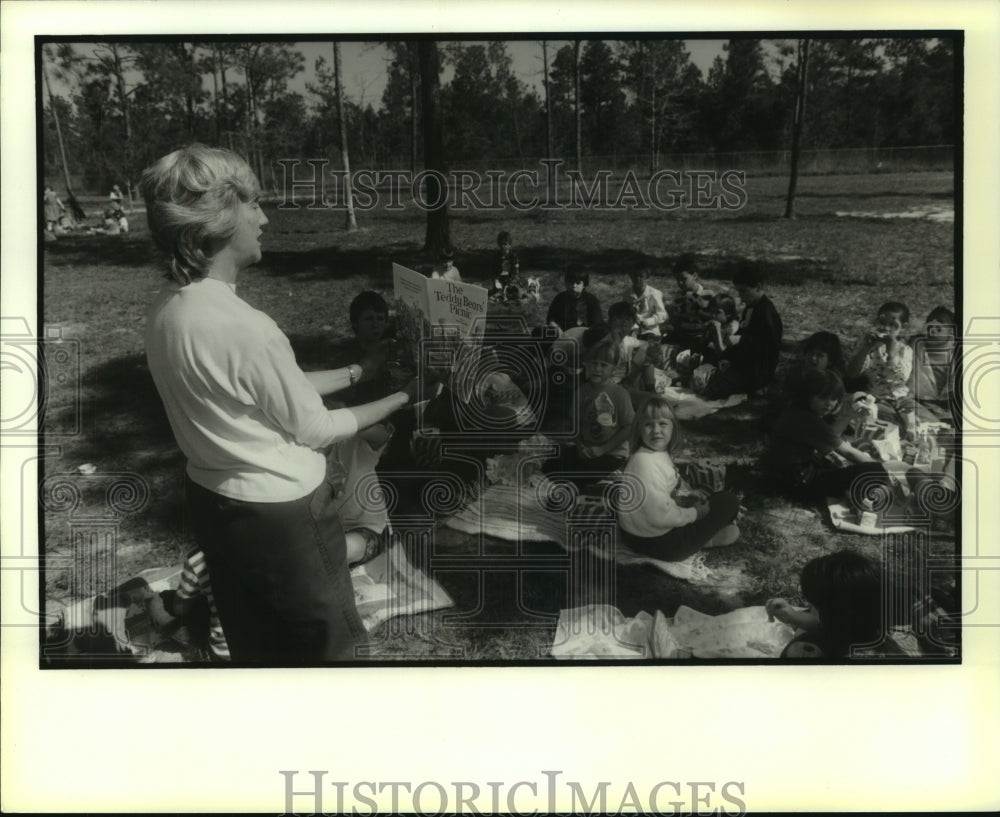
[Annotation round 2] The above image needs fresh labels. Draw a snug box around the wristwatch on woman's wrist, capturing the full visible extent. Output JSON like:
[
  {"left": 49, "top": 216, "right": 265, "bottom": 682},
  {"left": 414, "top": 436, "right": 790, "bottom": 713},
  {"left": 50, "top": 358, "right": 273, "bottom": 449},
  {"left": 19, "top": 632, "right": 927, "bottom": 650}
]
[{"left": 348, "top": 364, "right": 361, "bottom": 385}]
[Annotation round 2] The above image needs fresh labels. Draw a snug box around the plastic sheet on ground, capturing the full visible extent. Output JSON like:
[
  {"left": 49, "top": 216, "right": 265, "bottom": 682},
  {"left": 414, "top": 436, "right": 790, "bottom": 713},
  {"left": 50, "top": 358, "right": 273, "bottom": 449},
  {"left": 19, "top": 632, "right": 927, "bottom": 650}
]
[
  {"left": 444, "top": 484, "right": 731, "bottom": 584},
  {"left": 551, "top": 604, "right": 795, "bottom": 659}
]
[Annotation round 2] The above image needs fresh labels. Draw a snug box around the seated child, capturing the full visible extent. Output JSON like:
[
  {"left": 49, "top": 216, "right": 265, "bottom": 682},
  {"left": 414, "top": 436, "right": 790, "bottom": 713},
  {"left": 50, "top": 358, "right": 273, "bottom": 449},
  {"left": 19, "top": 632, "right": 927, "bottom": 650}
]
[
  {"left": 702, "top": 262, "right": 783, "bottom": 399},
  {"left": 903, "top": 305, "right": 956, "bottom": 429},
  {"left": 161, "top": 547, "right": 230, "bottom": 661},
  {"left": 333, "top": 290, "right": 420, "bottom": 467},
  {"left": 88, "top": 204, "right": 124, "bottom": 235},
  {"left": 625, "top": 263, "right": 668, "bottom": 339},
  {"left": 336, "top": 291, "right": 395, "bottom": 406},
  {"left": 431, "top": 246, "right": 462, "bottom": 282},
  {"left": 546, "top": 264, "right": 603, "bottom": 332},
  {"left": 664, "top": 266, "right": 714, "bottom": 346},
  {"left": 326, "top": 432, "right": 391, "bottom": 567},
  {"left": 490, "top": 230, "right": 527, "bottom": 301},
  {"left": 606, "top": 304, "right": 651, "bottom": 390},
  {"left": 766, "top": 550, "right": 904, "bottom": 658},
  {"left": 845, "top": 300, "right": 914, "bottom": 435},
  {"left": 617, "top": 395, "right": 740, "bottom": 561},
  {"left": 703, "top": 294, "right": 741, "bottom": 358},
  {"left": 767, "top": 330, "right": 863, "bottom": 434},
  {"left": 765, "top": 368, "right": 902, "bottom": 508},
  {"left": 542, "top": 333, "right": 635, "bottom": 491}
]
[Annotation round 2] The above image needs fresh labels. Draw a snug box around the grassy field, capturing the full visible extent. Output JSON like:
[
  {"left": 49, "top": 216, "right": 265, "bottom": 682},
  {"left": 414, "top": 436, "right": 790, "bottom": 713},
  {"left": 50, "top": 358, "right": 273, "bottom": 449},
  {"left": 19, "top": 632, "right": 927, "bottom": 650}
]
[{"left": 41, "top": 170, "right": 958, "bottom": 661}]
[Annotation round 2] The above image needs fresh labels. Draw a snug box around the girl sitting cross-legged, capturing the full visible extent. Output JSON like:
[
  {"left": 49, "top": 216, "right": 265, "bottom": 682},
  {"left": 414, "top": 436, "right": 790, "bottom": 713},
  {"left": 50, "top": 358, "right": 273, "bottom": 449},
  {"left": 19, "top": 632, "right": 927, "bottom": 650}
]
[{"left": 616, "top": 395, "right": 740, "bottom": 561}]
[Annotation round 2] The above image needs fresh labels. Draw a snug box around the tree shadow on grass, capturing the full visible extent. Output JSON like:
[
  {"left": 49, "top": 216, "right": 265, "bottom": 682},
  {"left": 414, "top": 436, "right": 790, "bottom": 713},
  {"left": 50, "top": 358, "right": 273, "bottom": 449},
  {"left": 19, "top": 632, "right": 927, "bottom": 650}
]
[
  {"left": 45, "top": 352, "right": 186, "bottom": 530},
  {"left": 43, "top": 234, "right": 158, "bottom": 268},
  {"left": 259, "top": 242, "right": 423, "bottom": 280}
]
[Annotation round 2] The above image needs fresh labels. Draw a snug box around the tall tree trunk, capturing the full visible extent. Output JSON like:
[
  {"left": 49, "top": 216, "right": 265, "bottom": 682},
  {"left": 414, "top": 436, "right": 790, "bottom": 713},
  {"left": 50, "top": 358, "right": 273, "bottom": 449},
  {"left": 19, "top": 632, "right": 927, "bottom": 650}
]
[
  {"left": 42, "top": 52, "right": 74, "bottom": 195},
  {"left": 409, "top": 42, "right": 419, "bottom": 174},
  {"left": 182, "top": 42, "right": 196, "bottom": 137},
  {"left": 211, "top": 45, "right": 222, "bottom": 143},
  {"left": 649, "top": 43, "right": 657, "bottom": 174},
  {"left": 418, "top": 41, "right": 449, "bottom": 255},
  {"left": 109, "top": 44, "right": 134, "bottom": 207},
  {"left": 542, "top": 40, "right": 554, "bottom": 160},
  {"left": 574, "top": 40, "right": 582, "bottom": 173},
  {"left": 219, "top": 45, "right": 229, "bottom": 135},
  {"left": 334, "top": 43, "right": 358, "bottom": 232},
  {"left": 784, "top": 39, "right": 810, "bottom": 219}
]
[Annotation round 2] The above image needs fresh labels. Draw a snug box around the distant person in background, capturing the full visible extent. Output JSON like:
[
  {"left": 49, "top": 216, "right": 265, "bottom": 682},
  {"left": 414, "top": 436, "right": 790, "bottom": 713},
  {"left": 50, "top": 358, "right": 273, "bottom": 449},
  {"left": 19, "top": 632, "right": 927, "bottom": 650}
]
[{"left": 43, "top": 185, "right": 65, "bottom": 233}]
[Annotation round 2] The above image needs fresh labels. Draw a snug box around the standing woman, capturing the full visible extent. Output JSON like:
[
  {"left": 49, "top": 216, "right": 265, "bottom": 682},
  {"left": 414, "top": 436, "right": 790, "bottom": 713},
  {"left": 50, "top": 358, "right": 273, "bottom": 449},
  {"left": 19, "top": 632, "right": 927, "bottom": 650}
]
[{"left": 142, "top": 144, "right": 414, "bottom": 663}]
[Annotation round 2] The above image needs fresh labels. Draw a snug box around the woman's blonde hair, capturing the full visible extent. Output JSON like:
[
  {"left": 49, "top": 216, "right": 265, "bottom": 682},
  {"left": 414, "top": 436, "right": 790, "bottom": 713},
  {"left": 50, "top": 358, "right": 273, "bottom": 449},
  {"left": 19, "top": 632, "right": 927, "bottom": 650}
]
[
  {"left": 629, "top": 394, "right": 683, "bottom": 456},
  {"left": 139, "top": 144, "right": 260, "bottom": 285}
]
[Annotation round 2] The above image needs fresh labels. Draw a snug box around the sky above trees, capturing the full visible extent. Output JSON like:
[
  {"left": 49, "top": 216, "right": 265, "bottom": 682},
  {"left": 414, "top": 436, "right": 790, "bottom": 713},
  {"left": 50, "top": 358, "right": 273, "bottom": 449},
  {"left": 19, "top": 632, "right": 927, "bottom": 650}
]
[{"left": 41, "top": 37, "right": 955, "bottom": 194}]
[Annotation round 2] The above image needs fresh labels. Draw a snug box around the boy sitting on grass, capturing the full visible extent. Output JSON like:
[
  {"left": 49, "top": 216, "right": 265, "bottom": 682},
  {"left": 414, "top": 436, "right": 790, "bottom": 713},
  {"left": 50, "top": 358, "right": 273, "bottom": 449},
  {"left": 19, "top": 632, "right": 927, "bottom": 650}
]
[
  {"left": 546, "top": 264, "right": 603, "bottom": 332},
  {"left": 490, "top": 230, "right": 527, "bottom": 301},
  {"left": 625, "top": 263, "right": 668, "bottom": 339},
  {"left": 541, "top": 330, "right": 635, "bottom": 497}
]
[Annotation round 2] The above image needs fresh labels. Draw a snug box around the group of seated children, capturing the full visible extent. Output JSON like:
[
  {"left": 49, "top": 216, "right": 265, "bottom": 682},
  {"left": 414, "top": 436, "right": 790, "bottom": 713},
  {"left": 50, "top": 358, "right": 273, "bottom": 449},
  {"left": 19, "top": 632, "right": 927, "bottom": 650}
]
[
  {"left": 537, "top": 329, "right": 740, "bottom": 560},
  {"left": 543, "top": 258, "right": 784, "bottom": 404},
  {"left": 157, "top": 265, "right": 957, "bottom": 661},
  {"left": 764, "top": 302, "right": 957, "bottom": 519}
]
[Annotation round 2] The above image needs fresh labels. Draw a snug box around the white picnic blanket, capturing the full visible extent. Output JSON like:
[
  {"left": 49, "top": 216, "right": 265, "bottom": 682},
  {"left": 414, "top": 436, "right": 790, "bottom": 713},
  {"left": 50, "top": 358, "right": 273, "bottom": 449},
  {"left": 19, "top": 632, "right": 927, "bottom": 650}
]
[
  {"left": 655, "top": 383, "right": 747, "bottom": 420},
  {"left": 826, "top": 497, "right": 916, "bottom": 535},
  {"left": 551, "top": 604, "right": 795, "bottom": 659},
  {"left": 444, "top": 483, "right": 728, "bottom": 584}
]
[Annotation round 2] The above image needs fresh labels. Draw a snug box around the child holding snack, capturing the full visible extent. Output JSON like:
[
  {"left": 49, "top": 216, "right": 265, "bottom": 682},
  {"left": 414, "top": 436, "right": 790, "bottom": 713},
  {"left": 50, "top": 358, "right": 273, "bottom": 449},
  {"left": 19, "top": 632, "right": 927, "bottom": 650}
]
[
  {"left": 845, "top": 300, "right": 914, "bottom": 434},
  {"left": 607, "top": 303, "right": 652, "bottom": 389},
  {"left": 703, "top": 294, "right": 741, "bottom": 358},
  {"left": 766, "top": 550, "right": 903, "bottom": 658},
  {"left": 546, "top": 264, "right": 603, "bottom": 332},
  {"left": 766, "top": 368, "right": 898, "bottom": 506},
  {"left": 617, "top": 395, "right": 740, "bottom": 561},
  {"left": 626, "top": 263, "right": 668, "bottom": 339}
]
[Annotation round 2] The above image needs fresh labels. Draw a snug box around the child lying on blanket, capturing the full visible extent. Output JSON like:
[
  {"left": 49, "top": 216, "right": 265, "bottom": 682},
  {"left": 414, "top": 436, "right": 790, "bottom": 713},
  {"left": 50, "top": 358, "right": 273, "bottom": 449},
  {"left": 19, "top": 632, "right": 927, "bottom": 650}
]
[
  {"left": 616, "top": 395, "right": 740, "bottom": 561},
  {"left": 766, "top": 550, "right": 909, "bottom": 658}
]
